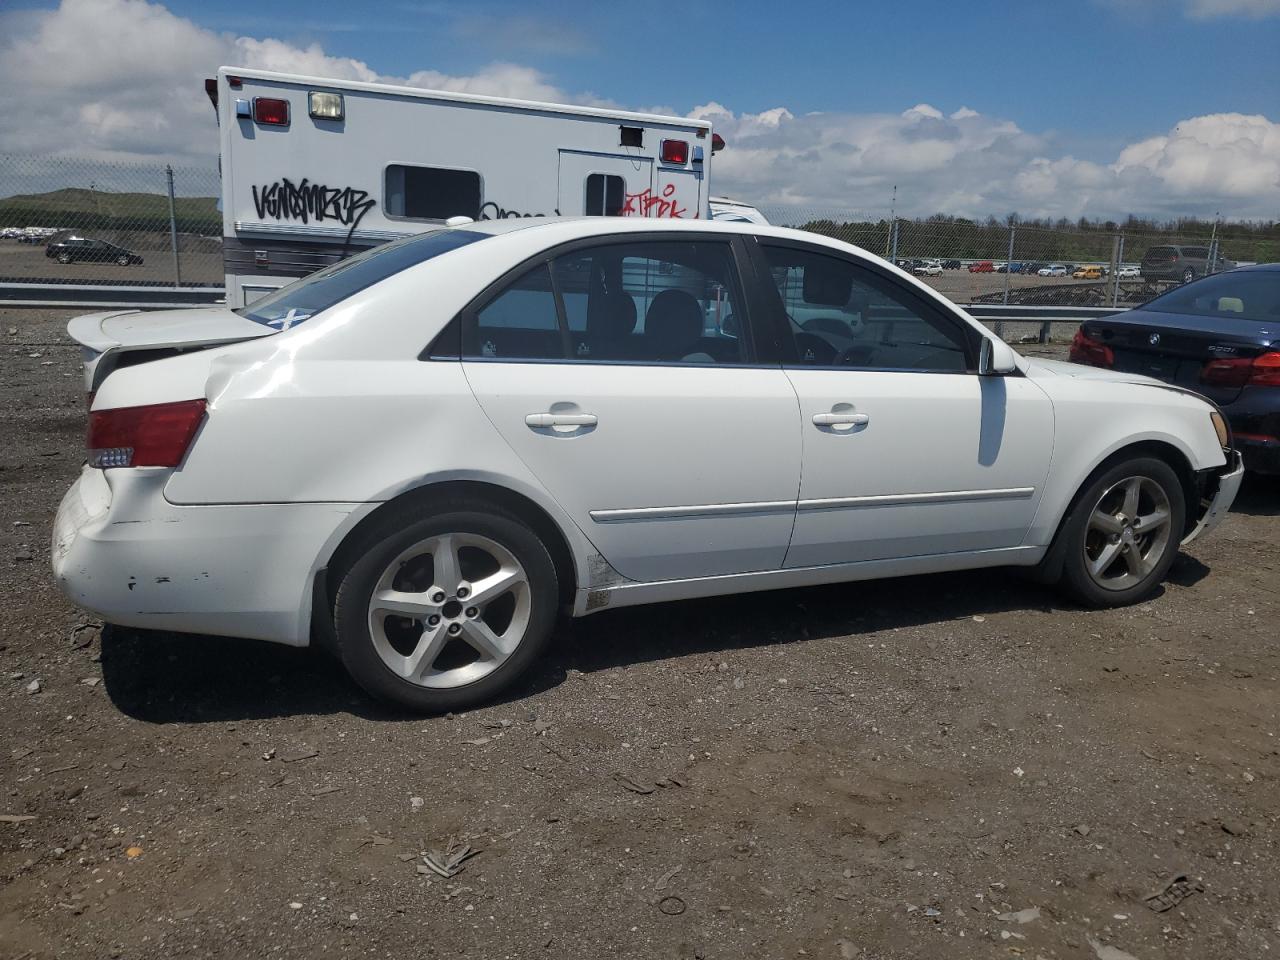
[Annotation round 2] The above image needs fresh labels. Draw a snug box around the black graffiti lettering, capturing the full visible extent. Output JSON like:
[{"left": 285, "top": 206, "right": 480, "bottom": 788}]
[
  {"left": 479, "top": 201, "right": 558, "bottom": 221},
  {"left": 251, "top": 177, "right": 377, "bottom": 242}
]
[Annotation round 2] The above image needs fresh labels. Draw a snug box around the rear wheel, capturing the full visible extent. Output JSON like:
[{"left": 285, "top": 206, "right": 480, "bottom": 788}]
[
  {"left": 333, "top": 503, "right": 558, "bottom": 712},
  {"left": 1181, "top": 267, "right": 1196, "bottom": 283},
  {"left": 1058, "top": 457, "right": 1185, "bottom": 607},
  {"left": 115, "top": 254, "right": 130, "bottom": 266},
  {"left": 57, "top": 252, "right": 72, "bottom": 264}
]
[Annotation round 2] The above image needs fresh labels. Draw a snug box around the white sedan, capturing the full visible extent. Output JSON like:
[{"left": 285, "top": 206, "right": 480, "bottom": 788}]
[
  {"left": 913, "top": 261, "right": 942, "bottom": 277},
  {"left": 1117, "top": 265, "right": 1141, "bottom": 278},
  {"left": 1038, "top": 264, "right": 1068, "bottom": 277},
  {"left": 53, "top": 218, "right": 1243, "bottom": 712}
]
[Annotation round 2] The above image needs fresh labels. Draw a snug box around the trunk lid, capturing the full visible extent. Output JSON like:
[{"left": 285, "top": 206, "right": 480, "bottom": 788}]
[
  {"left": 67, "top": 307, "right": 275, "bottom": 393},
  {"left": 1081, "top": 308, "right": 1276, "bottom": 406}
]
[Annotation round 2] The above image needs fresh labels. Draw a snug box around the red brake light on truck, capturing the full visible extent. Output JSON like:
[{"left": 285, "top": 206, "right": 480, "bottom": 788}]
[
  {"left": 711, "top": 133, "right": 726, "bottom": 154},
  {"left": 87, "top": 400, "right": 207, "bottom": 469},
  {"left": 660, "top": 139, "right": 689, "bottom": 164},
  {"left": 253, "top": 97, "right": 290, "bottom": 126}
]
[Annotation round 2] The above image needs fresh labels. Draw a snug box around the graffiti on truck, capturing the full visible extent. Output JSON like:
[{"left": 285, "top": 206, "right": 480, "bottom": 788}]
[
  {"left": 621, "top": 184, "right": 687, "bottom": 219},
  {"left": 251, "top": 177, "right": 376, "bottom": 242},
  {"left": 479, "top": 202, "right": 559, "bottom": 220}
]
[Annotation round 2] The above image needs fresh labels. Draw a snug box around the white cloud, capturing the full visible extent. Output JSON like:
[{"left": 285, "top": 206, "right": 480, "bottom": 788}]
[
  {"left": 0, "top": 0, "right": 1276, "bottom": 221},
  {"left": 1185, "top": 0, "right": 1280, "bottom": 17}
]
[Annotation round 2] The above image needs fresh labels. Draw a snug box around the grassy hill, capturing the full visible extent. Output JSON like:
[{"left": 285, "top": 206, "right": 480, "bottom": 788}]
[{"left": 0, "top": 187, "right": 220, "bottom": 234}]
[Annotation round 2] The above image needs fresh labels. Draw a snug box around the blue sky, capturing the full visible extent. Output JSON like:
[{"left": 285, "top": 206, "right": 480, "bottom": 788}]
[
  {"left": 2, "top": 0, "right": 1278, "bottom": 218},
  {"left": 162, "top": 0, "right": 1280, "bottom": 158}
]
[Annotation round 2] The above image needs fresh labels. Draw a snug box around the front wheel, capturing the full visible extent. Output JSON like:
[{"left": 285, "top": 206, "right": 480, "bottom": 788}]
[
  {"left": 116, "top": 254, "right": 130, "bottom": 266},
  {"left": 332, "top": 502, "right": 558, "bottom": 712},
  {"left": 57, "top": 252, "right": 72, "bottom": 264},
  {"left": 1057, "top": 457, "right": 1185, "bottom": 607}
]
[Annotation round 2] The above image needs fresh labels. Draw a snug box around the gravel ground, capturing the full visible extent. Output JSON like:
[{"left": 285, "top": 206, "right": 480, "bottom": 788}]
[{"left": 2, "top": 309, "right": 1278, "bottom": 960}]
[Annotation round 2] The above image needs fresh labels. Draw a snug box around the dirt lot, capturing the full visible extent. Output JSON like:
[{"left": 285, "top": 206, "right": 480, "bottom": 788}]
[
  {"left": 2, "top": 309, "right": 1277, "bottom": 960},
  {"left": 0, "top": 242, "right": 223, "bottom": 288}
]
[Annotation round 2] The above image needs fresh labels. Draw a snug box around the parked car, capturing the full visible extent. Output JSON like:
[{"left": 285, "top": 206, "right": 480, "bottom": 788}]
[
  {"left": 1140, "top": 245, "right": 1234, "bottom": 283},
  {"left": 969, "top": 261, "right": 994, "bottom": 273},
  {"left": 913, "top": 260, "right": 943, "bottom": 277},
  {"left": 1038, "top": 264, "right": 1068, "bottom": 277},
  {"left": 45, "top": 237, "right": 144, "bottom": 265},
  {"left": 1071, "top": 264, "right": 1279, "bottom": 474},
  {"left": 54, "top": 218, "right": 1242, "bottom": 712},
  {"left": 942, "top": 259, "right": 962, "bottom": 270},
  {"left": 1073, "top": 266, "right": 1103, "bottom": 280},
  {"left": 17, "top": 232, "right": 46, "bottom": 244},
  {"left": 1117, "top": 265, "right": 1140, "bottom": 279}
]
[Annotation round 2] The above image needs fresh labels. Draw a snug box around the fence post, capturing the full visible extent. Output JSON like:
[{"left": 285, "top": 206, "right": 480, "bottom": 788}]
[
  {"left": 889, "top": 218, "right": 899, "bottom": 264},
  {"left": 166, "top": 165, "right": 182, "bottom": 288},
  {"left": 1111, "top": 233, "right": 1125, "bottom": 307}
]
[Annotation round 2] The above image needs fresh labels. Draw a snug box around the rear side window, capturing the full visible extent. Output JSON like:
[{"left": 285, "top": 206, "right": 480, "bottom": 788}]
[
  {"left": 238, "top": 229, "right": 487, "bottom": 329},
  {"left": 385, "top": 165, "right": 481, "bottom": 221},
  {"left": 461, "top": 239, "right": 749, "bottom": 365},
  {"left": 585, "top": 174, "right": 625, "bottom": 216}
]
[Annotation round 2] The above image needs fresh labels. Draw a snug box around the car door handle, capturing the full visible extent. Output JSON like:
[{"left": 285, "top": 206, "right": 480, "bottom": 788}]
[
  {"left": 812, "top": 412, "right": 869, "bottom": 427},
  {"left": 525, "top": 412, "right": 598, "bottom": 428}
]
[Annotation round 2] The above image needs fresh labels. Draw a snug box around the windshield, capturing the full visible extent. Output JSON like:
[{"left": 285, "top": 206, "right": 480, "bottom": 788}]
[
  {"left": 237, "top": 229, "right": 488, "bottom": 329},
  {"left": 1137, "top": 270, "right": 1280, "bottom": 324}
]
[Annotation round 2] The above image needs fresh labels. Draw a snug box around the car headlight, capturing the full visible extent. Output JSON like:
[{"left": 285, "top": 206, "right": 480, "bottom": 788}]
[{"left": 1210, "top": 411, "right": 1230, "bottom": 449}]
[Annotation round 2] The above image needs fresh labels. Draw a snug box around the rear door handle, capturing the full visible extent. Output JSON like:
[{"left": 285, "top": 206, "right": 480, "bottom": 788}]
[
  {"left": 812, "top": 412, "right": 869, "bottom": 427},
  {"left": 525, "top": 412, "right": 598, "bottom": 428}
]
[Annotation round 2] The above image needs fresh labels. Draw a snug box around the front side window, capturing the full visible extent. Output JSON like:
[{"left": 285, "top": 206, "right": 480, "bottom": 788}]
[
  {"left": 239, "top": 229, "right": 487, "bottom": 329},
  {"left": 462, "top": 239, "right": 749, "bottom": 365},
  {"left": 385, "top": 164, "right": 482, "bottom": 221},
  {"left": 761, "top": 244, "right": 972, "bottom": 372}
]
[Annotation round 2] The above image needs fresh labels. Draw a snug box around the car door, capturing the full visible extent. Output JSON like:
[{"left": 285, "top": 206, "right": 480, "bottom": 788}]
[
  {"left": 557, "top": 151, "right": 653, "bottom": 218},
  {"left": 752, "top": 239, "right": 1054, "bottom": 568},
  {"left": 460, "top": 233, "right": 800, "bottom": 583}
]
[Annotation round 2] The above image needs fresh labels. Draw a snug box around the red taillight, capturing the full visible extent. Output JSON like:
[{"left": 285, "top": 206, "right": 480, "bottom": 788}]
[
  {"left": 1069, "top": 328, "right": 1114, "bottom": 368},
  {"left": 253, "top": 97, "right": 290, "bottom": 126},
  {"left": 87, "top": 400, "right": 206, "bottom": 469},
  {"left": 660, "top": 139, "right": 689, "bottom": 164},
  {"left": 1201, "top": 351, "right": 1280, "bottom": 388}
]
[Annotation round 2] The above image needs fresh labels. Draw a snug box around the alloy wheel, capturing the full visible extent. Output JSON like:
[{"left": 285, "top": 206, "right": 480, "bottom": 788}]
[
  {"left": 366, "top": 532, "right": 530, "bottom": 689},
  {"left": 1083, "top": 475, "right": 1173, "bottom": 591}
]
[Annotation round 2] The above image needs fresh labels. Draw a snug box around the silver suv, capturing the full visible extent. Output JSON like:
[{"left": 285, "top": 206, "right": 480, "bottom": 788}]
[{"left": 1140, "top": 244, "right": 1233, "bottom": 283}]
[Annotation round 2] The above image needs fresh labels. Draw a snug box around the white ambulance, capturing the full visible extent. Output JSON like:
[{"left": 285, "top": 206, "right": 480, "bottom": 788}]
[{"left": 207, "top": 67, "right": 739, "bottom": 305}]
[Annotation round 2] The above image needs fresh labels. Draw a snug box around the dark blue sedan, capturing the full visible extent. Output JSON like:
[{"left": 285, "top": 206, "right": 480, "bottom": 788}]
[{"left": 1070, "top": 264, "right": 1280, "bottom": 474}]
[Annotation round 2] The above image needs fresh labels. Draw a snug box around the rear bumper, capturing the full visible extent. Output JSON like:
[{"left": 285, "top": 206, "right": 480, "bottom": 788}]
[
  {"left": 1223, "top": 397, "right": 1280, "bottom": 474},
  {"left": 1182, "top": 448, "right": 1244, "bottom": 546},
  {"left": 52, "top": 466, "right": 368, "bottom": 646}
]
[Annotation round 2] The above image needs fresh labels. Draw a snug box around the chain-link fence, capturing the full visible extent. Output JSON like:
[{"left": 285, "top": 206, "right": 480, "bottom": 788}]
[
  {"left": 4, "top": 153, "right": 1277, "bottom": 313},
  {"left": 0, "top": 153, "right": 222, "bottom": 287},
  {"left": 764, "top": 206, "right": 1279, "bottom": 309}
]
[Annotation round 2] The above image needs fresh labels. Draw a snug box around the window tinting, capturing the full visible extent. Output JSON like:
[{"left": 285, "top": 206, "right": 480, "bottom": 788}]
[
  {"left": 462, "top": 239, "right": 749, "bottom": 365},
  {"left": 385, "top": 165, "right": 481, "bottom": 221},
  {"left": 1137, "top": 270, "right": 1280, "bottom": 323},
  {"left": 585, "top": 174, "right": 625, "bottom": 217},
  {"left": 238, "top": 229, "right": 487, "bottom": 329},
  {"left": 762, "top": 245, "right": 971, "bottom": 372},
  {"left": 464, "top": 264, "right": 563, "bottom": 360}
]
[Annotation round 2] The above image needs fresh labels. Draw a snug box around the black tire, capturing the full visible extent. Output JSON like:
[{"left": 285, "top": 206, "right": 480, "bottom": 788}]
[
  {"left": 332, "top": 501, "right": 558, "bottom": 712},
  {"left": 57, "top": 253, "right": 72, "bottom": 264},
  {"left": 1181, "top": 267, "right": 1196, "bottom": 284},
  {"left": 1057, "top": 456, "right": 1185, "bottom": 608},
  {"left": 116, "top": 255, "right": 130, "bottom": 266}
]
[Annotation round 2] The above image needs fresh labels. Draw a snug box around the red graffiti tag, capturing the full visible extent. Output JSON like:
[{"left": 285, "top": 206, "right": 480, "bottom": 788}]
[{"left": 621, "top": 183, "right": 687, "bottom": 219}]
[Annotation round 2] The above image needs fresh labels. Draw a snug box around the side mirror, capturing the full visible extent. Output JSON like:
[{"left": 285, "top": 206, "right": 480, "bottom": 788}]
[{"left": 978, "top": 336, "right": 1018, "bottom": 376}]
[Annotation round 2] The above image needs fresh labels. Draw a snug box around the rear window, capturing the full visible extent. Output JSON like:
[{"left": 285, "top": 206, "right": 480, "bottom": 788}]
[
  {"left": 1138, "top": 270, "right": 1280, "bottom": 324},
  {"left": 237, "top": 229, "right": 487, "bottom": 329}
]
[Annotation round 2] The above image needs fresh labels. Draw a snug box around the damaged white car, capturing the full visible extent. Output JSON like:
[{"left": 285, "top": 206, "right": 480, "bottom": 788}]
[{"left": 54, "top": 218, "right": 1243, "bottom": 711}]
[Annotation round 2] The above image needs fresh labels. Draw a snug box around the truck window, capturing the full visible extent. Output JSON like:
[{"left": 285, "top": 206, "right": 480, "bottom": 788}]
[
  {"left": 385, "top": 165, "right": 482, "bottom": 221},
  {"left": 585, "top": 174, "right": 625, "bottom": 217}
]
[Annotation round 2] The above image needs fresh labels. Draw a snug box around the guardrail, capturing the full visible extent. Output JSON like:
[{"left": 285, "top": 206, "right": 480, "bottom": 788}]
[
  {"left": 963, "top": 303, "right": 1124, "bottom": 342},
  {"left": 0, "top": 282, "right": 225, "bottom": 309}
]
